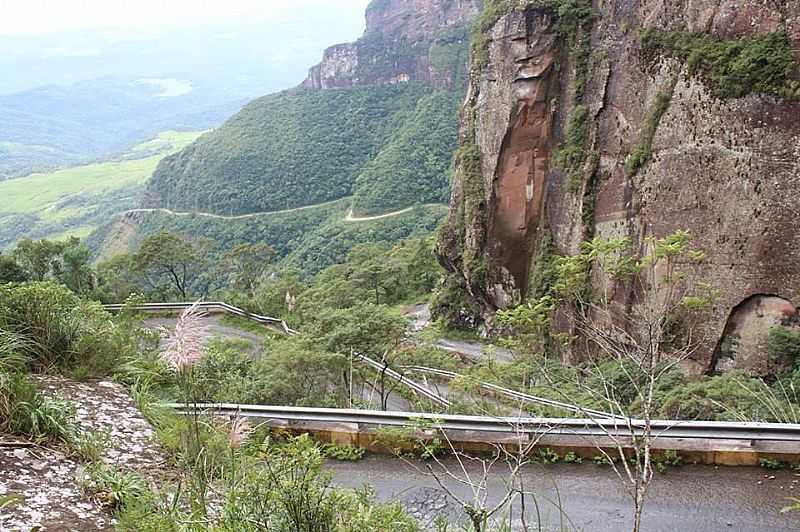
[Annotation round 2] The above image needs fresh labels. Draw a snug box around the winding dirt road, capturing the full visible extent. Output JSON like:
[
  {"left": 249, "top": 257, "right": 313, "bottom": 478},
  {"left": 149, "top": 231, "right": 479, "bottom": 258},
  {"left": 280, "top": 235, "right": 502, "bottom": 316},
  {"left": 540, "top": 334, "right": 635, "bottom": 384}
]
[{"left": 123, "top": 199, "right": 447, "bottom": 223}]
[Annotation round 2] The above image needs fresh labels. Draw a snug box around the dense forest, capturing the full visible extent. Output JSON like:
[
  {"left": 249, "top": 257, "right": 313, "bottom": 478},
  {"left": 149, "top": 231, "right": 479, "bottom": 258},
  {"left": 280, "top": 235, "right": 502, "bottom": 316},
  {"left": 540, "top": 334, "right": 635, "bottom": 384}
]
[{"left": 146, "top": 83, "right": 460, "bottom": 216}]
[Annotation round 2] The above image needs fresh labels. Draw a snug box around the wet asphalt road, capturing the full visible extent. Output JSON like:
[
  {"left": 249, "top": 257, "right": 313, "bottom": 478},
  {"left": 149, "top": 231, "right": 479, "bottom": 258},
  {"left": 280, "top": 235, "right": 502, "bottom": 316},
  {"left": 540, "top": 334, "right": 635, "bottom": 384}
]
[{"left": 327, "top": 455, "right": 800, "bottom": 531}]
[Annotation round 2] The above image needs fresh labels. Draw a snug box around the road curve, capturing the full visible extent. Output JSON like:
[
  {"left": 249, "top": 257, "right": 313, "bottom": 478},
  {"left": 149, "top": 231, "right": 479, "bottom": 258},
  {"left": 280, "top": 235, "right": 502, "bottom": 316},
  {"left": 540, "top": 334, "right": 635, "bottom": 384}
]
[{"left": 344, "top": 204, "right": 447, "bottom": 222}]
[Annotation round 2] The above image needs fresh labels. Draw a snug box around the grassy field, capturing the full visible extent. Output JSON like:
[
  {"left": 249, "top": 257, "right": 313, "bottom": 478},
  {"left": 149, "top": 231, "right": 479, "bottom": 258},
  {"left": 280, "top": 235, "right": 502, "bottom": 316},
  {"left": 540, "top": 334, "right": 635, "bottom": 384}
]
[
  {"left": 0, "top": 130, "right": 203, "bottom": 247},
  {"left": 0, "top": 131, "right": 201, "bottom": 215}
]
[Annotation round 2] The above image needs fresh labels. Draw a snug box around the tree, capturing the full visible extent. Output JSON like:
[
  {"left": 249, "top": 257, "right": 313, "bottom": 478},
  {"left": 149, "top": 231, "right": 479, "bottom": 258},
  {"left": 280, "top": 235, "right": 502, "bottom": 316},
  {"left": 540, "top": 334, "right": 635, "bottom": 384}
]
[
  {"left": 0, "top": 253, "right": 28, "bottom": 284},
  {"left": 60, "top": 237, "right": 94, "bottom": 295},
  {"left": 95, "top": 254, "right": 141, "bottom": 303},
  {"left": 13, "top": 238, "right": 64, "bottom": 281},
  {"left": 221, "top": 242, "right": 275, "bottom": 297},
  {"left": 348, "top": 243, "right": 403, "bottom": 305},
  {"left": 133, "top": 232, "right": 212, "bottom": 299},
  {"left": 307, "top": 303, "right": 407, "bottom": 357},
  {"left": 499, "top": 231, "right": 710, "bottom": 532}
]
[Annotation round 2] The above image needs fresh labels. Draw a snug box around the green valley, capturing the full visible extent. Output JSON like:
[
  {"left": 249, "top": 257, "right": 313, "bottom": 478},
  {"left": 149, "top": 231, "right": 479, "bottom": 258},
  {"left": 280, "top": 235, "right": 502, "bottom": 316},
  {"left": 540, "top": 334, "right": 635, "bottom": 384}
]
[{"left": 0, "top": 131, "right": 202, "bottom": 248}]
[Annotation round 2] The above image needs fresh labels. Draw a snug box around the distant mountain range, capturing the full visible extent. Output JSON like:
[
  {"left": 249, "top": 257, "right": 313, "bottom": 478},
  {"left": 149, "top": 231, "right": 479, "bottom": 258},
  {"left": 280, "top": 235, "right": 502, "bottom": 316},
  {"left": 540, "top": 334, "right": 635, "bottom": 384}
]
[
  {"left": 0, "top": 11, "right": 370, "bottom": 180},
  {"left": 0, "top": 78, "right": 245, "bottom": 179}
]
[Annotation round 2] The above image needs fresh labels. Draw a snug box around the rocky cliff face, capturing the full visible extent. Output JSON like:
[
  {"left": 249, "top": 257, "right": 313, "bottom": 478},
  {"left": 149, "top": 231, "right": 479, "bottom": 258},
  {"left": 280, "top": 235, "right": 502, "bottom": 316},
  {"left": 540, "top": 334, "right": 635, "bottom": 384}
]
[
  {"left": 304, "top": 0, "right": 482, "bottom": 89},
  {"left": 437, "top": 0, "right": 800, "bottom": 375}
]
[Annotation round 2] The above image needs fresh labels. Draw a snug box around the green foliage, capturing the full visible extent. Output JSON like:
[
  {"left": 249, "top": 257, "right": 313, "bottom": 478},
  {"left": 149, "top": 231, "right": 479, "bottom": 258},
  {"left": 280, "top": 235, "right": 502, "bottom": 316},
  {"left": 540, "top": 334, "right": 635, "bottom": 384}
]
[
  {"left": 759, "top": 457, "right": 783, "bottom": 470},
  {"left": 0, "top": 252, "right": 28, "bottom": 284},
  {"left": 562, "top": 451, "right": 582, "bottom": 464},
  {"left": 430, "top": 274, "right": 481, "bottom": 330},
  {"left": 119, "top": 424, "right": 418, "bottom": 532},
  {"left": 0, "top": 282, "right": 115, "bottom": 375},
  {"left": 653, "top": 450, "right": 682, "bottom": 473},
  {"left": 13, "top": 238, "right": 66, "bottom": 281},
  {"left": 352, "top": 90, "right": 461, "bottom": 215},
  {"left": 306, "top": 303, "right": 407, "bottom": 356},
  {"left": 0, "top": 371, "right": 75, "bottom": 443},
  {"left": 625, "top": 81, "right": 676, "bottom": 176},
  {"left": 641, "top": 30, "right": 800, "bottom": 99},
  {"left": 321, "top": 443, "right": 366, "bottom": 461},
  {"left": 768, "top": 327, "right": 800, "bottom": 371},
  {"left": 553, "top": 105, "right": 590, "bottom": 191},
  {"left": 148, "top": 84, "right": 431, "bottom": 215},
  {"left": 535, "top": 447, "right": 560, "bottom": 464},
  {"left": 295, "top": 237, "right": 442, "bottom": 317},
  {"left": 0, "top": 131, "right": 200, "bottom": 248},
  {"left": 79, "top": 463, "right": 148, "bottom": 511},
  {"left": 655, "top": 371, "right": 780, "bottom": 421},
  {"left": 133, "top": 231, "right": 212, "bottom": 299},
  {"left": 71, "top": 429, "right": 111, "bottom": 463},
  {"left": 219, "top": 242, "right": 275, "bottom": 296}
]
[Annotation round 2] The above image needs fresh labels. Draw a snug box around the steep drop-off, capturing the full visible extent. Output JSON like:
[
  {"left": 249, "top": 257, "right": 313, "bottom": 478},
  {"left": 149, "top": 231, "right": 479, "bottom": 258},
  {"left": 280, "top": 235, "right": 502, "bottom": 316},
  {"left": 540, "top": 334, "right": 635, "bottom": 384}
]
[{"left": 436, "top": 0, "right": 800, "bottom": 374}]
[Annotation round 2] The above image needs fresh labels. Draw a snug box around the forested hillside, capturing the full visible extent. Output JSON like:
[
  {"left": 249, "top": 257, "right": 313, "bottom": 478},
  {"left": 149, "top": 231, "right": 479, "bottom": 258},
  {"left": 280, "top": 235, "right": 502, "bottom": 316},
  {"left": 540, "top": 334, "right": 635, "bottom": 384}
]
[
  {"left": 351, "top": 90, "right": 461, "bottom": 215},
  {"left": 93, "top": 0, "right": 477, "bottom": 272},
  {"left": 145, "top": 84, "right": 459, "bottom": 215}
]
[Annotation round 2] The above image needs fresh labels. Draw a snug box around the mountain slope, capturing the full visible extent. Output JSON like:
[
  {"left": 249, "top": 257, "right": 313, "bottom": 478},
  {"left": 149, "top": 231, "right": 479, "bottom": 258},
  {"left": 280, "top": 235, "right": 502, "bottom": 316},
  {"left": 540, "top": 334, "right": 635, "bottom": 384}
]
[
  {"left": 143, "top": 0, "right": 479, "bottom": 218},
  {"left": 145, "top": 83, "right": 432, "bottom": 214},
  {"left": 95, "top": 0, "right": 481, "bottom": 270},
  {"left": 0, "top": 131, "right": 201, "bottom": 248}
]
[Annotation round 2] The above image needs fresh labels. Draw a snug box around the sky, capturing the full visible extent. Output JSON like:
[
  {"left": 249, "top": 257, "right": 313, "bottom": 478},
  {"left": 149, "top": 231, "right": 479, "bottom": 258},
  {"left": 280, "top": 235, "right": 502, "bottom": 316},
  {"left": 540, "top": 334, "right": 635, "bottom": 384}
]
[
  {"left": 0, "top": 0, "right": 372, "bottom": 35},
  {"left": 0, "top": 0, "right": 373, "bottom": 94}
]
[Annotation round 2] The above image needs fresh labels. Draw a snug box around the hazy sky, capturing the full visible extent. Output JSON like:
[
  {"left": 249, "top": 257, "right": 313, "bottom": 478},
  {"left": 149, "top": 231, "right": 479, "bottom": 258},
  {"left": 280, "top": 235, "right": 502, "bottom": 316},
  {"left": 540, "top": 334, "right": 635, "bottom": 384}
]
[
  {"left": 0, "top": 0, "right": 374, "bottom": 94},
  {"left": 0, "top": 0, "right": 372, "bottom": 35}
]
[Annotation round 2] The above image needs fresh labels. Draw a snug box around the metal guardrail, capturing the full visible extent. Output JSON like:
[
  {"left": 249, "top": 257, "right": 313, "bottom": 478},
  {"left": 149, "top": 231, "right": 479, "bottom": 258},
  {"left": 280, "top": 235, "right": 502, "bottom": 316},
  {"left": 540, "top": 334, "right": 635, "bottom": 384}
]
[
  {"left": 355, "top": 355, "right": 451, "bottom": 408},
  {"left": 110, "top": 301, "right": 800, "bottom": 456},
  {"left": 163, "top": 403, "right": 800, "bottom": 445},
  {"left": 103, "top": 301, "right": 298, "bottom": 335},
  {"left": 104, "top": 301, "right": 449, "bottom": 406},
  {"left": 402, "top": 366, "right": 623, "bottom": 420}
]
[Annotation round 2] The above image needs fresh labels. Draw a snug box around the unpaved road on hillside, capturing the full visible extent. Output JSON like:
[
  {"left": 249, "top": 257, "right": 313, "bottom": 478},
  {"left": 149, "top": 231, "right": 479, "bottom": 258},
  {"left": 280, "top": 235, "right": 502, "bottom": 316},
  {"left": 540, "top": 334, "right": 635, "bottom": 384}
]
[
  {"left": 329, "top": 455, "right": 800, "bottom": 531},
  {"left": 123, "top": 200, "right": 447, "bottom": 223}
]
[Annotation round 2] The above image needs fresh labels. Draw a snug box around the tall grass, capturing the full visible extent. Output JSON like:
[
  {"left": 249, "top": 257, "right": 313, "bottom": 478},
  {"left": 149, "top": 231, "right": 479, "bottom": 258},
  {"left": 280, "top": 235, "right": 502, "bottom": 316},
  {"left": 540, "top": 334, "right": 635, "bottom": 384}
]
[
  {"left": 0, "top": 371, "right": 75, "bottom": 442},
  {"left": 0, "top": 282, "right": 140, "bottom": 377},
  {"left": 0, "top": 330, "right": 30, "bottom": 373}
]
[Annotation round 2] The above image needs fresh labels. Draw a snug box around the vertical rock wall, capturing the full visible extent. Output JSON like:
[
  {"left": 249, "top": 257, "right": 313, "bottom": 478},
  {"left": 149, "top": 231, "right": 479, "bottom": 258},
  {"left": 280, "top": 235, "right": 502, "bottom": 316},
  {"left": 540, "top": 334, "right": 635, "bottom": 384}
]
[
  {"left": 437, "top": 0, "right": 800, "bottom": 374},
  {"left": 304, "top": 0, "right": 482, "bottom": 90}
]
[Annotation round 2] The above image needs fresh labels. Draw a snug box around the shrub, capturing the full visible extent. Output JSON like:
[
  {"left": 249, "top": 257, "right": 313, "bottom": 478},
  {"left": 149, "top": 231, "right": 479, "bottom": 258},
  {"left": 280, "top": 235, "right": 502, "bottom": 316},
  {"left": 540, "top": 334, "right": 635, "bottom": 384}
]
[
  {"left": 655, "top": 372, "right": 775, "bottom": 421},
  {"left": 0, "top": 282, "right": 142, "bottom": 377},
  {"left": 553, "top": 105, "right": 590, "bottom": 191},
  {"left": 625, "top": 83, "right": 675, "bottom": 176},
  {"left": 0, "top": 371, "right": 75, "bottom": 443},
  {"left": 322, "top": 443, "right": 366, "bottom": 461},
  {"left": 641, "top": 30, "right": 799, "bottom": 99},
  {"left": 79, "top": 463, "right": 148, "bottom": 511},
  {"left": 768, "top": 327, "right": 800, "bottom": 371}
]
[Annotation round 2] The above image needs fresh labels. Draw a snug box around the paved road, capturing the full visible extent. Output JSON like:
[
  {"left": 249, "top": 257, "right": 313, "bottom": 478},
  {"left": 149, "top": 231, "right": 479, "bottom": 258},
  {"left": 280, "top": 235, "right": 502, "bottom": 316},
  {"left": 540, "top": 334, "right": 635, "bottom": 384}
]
[
  {"left": 328, "top": 455, "right": 800, "bottom": 531},
  {"left": 144, "top": 314, "right": 266, "bottom": 353},
  {"left": 405, "top": 303, "right": 515, "bottom": 363}
]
